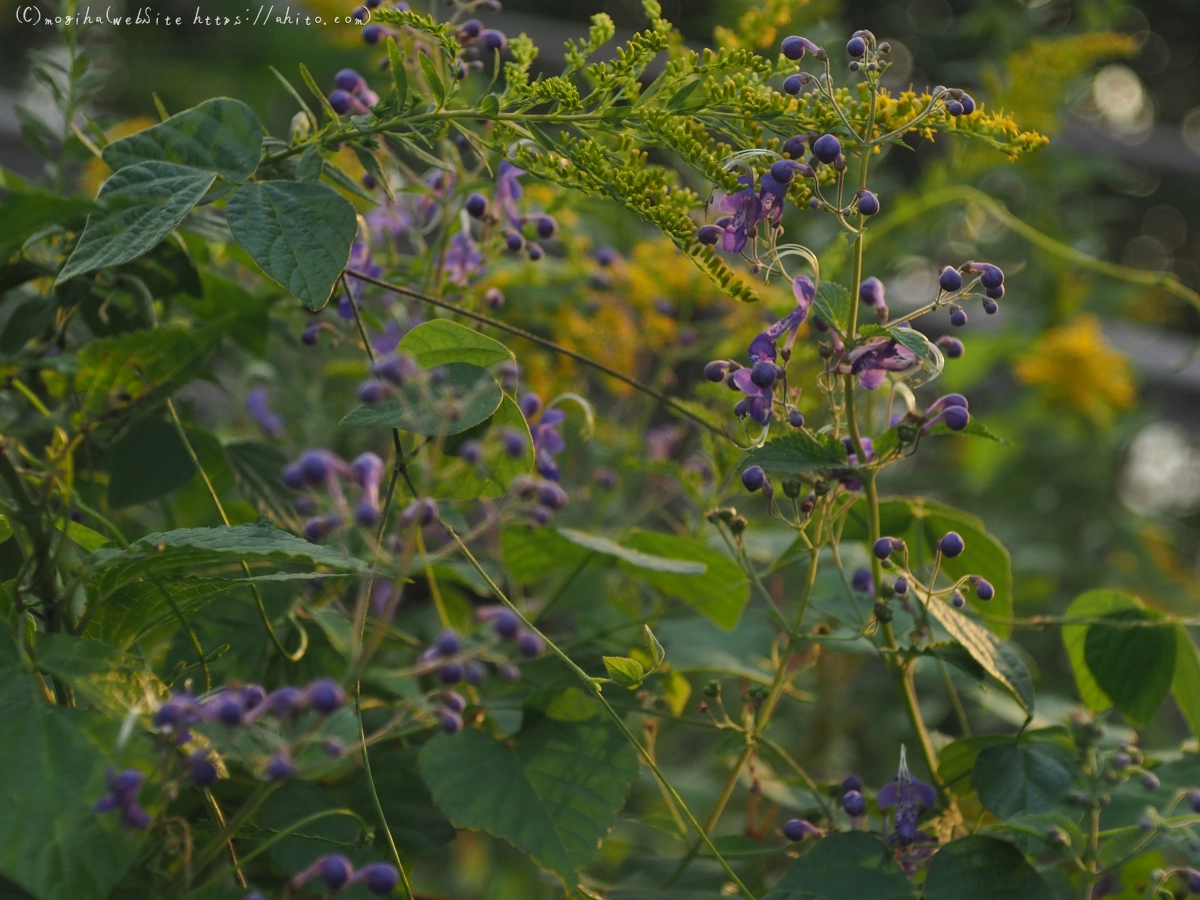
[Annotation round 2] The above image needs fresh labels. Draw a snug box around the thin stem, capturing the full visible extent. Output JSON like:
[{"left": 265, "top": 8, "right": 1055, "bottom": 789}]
[
  {"left": 165, "top": 399, "right": 307, "bottom": 662},
  {"left": 344, "top": 268, "right": 738, "bottom": 443},
  {"left": 356, "top": 682, "right": 416, "bottom": 900}
]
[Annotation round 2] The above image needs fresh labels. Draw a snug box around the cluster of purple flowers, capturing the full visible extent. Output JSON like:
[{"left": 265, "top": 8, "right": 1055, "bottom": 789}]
[
  {"left": 357, "top": 350, "right": 419, "bottom": 405},
  {"left": 704, "top": 274, "right": 815, "bottom": 427},
  {"left": 282, "top": 449, "right": 386, "bottom": 537},
  {"left": 417, "top": 616, "right": 543, "bottom": 698},
  {"left": 94, "top": 769, "right": 151, "bottom": 829},
  {"left": 938, "top": 261, "right": 1006, "bottom": 327},
  {"left": 872, "top": 530, "right": 993, "bottom": 604},
  {"left": 327, "top": 68, "right": 379, "bottom": 116},
  {"left": 519, "top": 393, "right": 566, "bottom": 480},
  {"left": 479, "top": 162, "right": 556, "bottom": 262},
  {"left": 291, "top": 853, "right": 399, "bottom": 896}
]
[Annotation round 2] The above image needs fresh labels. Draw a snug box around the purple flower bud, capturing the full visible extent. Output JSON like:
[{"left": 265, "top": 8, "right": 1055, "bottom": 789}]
[
  {"left": 938, "top": 531, "right": 965, "bottom": 558},
  {"left": 359, "top": 863, "right": 400, "bottom": 896},
  {"left": 334, "top": 68, "right": 364, "bottom": 92},
  {"left": 857, "top": 190, "right": 880, "bottom": 216},
  {"left": 372, "top": 353, "right": 416, "bottom": 385},
  {"left": 813, "top": 134, "right": 841, "bottom": 164},
  {"left": 494, "top": 609, "right": 520, "bottom": 639},
  {"left": 328, "top": 89, "right": 353, "bottom": 114},
  {"left": 436, "top": 629, "right": 461, "bottom": 656},
  {"left": 939, "top": 266, "right": 963, "bottom": 292},
  {"left": 985, "top": 283, "right": 1005, "bottom": 301},
  {"left": 505, "top": 229, "right": 524, "bottom": 251},
  {"left": 465, "top": 660, "right": 486, "bottom": 685},
  {"left": 960, "top": 94, "right": 976, "bottom": 115},
  {"left": 265, "top": 750, "right": 295, "bottom": 781},
  {"left": 783, "top": 818, "right": 821, "bottom": 841},
  {"left": 498, "top": 662, "right": 521, "bottom": 682},
  {"left": 704, "top": 360, "right": 729, "bottom": 382},
  {"left": 306, "top": 678, "right": 345, "bottom": 714},
  {"left": 442, "top": 690, "right": 466, "bottom": 713},
  {"left": 188, "top": 750, "right": 219, "bottom": 787},
  {"left": 320, "top": 855, "right": 353, "bottom": 890},
  {"left": 971, "top": 577, "right": 994, "bottom": 601},
  {"left": 282, "top": 463, "right": 306, "bottom": 490},
  {"left": 941, "top": 405, "right": 970, "bottom": 431},
  {"left": 842, "top": 773, "right": 865, "bottom": 793},
  {"left": 946, "top": 100, "right": 964, "bottom": 116},
  {"left": 438, "top": 663, "right": 464, "bottom": 684},
  {"left": 781, "top": 35, "right": 823, "bottom": 61},
  {"left": 478, "top": 29, "right": 507, "bottom": 52},
  {"left": 949, "top": 308, "right": 967, "bottom": 327},
  {"left": 362, "top": 24, "right": 386, "bottom": 44},
  {"left": 873, "top": 537, "right": 897, "bottom": 559},
  {"left": 457, "top": 18, "right": 482, "bottom": 40},
  {"left": 538, "top": 481, "right": 569, "bottom": 510},
  {"left": 526, "top": 242, "right": 544, "bottom": 261},
  {"left": 1111, "top": 752, "right": 1131, "bottom": 770},
  {"left": 594, "top": 467, "right": 619, "bottom": 489},
  {"left": 781, "top": 135, "right": 809, "bottom": 158},
  {"left": 301, "top": 321, "right": 321, "bottom": 346},
  {"left": 742, "top": 465, "right": 766, "bottom": 492},
  {"left": 783, "top": 74, "right": 804, "bottom": 95},
  {"left": 529, "top": 214, "right": 557, "bottom": 239},
  {"left": 212, "top": 693, "right": 244, "bottom": 726},
  {"left": 111, "top": 769, "right": 143, "bottom": 797},
  {"left": 851, "top": 569, "right": 873, "bottom": 593},
  {"left": 516, "top": 630, "right": 545, "bottom": 658},
  {"left": 895, "top": 819, "right": 920, "bottom": 845},
  {"left": 400, "top": 498, "right": 438, "bottom": 527},
  {"left": 860, "top": 276, "right": 885, "bottom": 307},
  {"left": 465, "top": 193, "right": 488, "bottom": 218},
  {"left": 788, "top": 411, "right": 805, "bottom": 428},
  {"left": 893, "top": 577, "right": 909, "bottom": 595},
  {"left": 499, "top": 428, "right": 526, "bottom": 458},
  {"left": 750, "top": 360, "right": 777, "bottom": 389},
  {"left": 439, "top": 708, "right": 464, "bottom": 733},
  {"left": 978, "top": 264, "right": 1004, "bottom": 289},
  {"left": 352, "top": 452, "right": 383, "bottom": 490},
  {"left": 303, "top": 515, "right": 341, "bottom": 542},
  {"left": 937, "top": 336, "right": 964, "bottom": 359},
  {"left": 846, "top": 35, "right": 866, "bottom": 57},
  {"left": 842, "top": 789, "right": 866, "bottom": 816},
  {"left": 1142, "top": 771, "right": 1160, "bottom": 791},
  {"left": 950, "top": 591, "right": 966, "bottom": 608}
]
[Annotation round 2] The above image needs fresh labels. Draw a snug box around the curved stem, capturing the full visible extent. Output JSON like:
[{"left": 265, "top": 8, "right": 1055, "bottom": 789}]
[{"left": 356, "top": 682, "right": 416, "bottom": 900}]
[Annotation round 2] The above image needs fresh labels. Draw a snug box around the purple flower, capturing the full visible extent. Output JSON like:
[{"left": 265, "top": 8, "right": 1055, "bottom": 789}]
[
  {"left": 94, "top": 768, "right": 152, "bottom": 829},
  {"left": 921, "top": 394, "right": 970, "bottom": 433},
  {"left": 245, "top": 387, "right": 284, "bottom": 439},
  {"left": 878, "top": 747, "right": 936, "bottom": 846},
  {"left": 366, "top": 200, "right": 413, "bottom": 244},
  {"left": 717, "top": 174, "right": 763, "bottom": 253},
  {"left": 496, "top": 161, "right": 525, "bottom": 227},
  {"left": 521, "top": 395, "right": 566, "bottom": 480},
  {"left": 845, "top": 338, "right": 919, "bottom": 390},
  {"left": 441, "top": 229, "right": 484, "bottom": 286}
]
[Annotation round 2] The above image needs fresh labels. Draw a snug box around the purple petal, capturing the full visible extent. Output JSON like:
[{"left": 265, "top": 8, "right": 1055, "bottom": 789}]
[
  {"left": 793, "top": 275, "right": 816, "bottom": 304},
  {"left": 877, "top": 780, "right": 899, "bottom": 808},
  {"left": 748, "top": 332, "right": 778, "bottom": 364}
]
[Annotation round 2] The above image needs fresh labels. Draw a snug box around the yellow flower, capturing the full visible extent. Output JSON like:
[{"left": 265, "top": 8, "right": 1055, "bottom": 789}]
[{"left": 1014, "top": 316, "right": 1135, "bottom": 425}]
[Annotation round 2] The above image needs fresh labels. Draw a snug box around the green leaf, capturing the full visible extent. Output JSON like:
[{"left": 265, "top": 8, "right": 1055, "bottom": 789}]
[
  {"left": 419, "top": 716, "right": 638, "bottom": 891},
  {"left": 107, "top": 417, "right": 196, "bottom": 508},
  {"left": 100, "top": 98, "right": 263, "bottom": 182},
  {"left": 557, "top": 529, "right": 705, "bottom": 575},
  {"left": 73, "top": 324, "right": 226, "bottom": 417},
  {"left": 973, "top": 742, "right": 1077, "bottom": 819},
  {"left": 501, "top": 525, "right": 591, "bottom": 582},
  {"left": 295, "top": 146, "right": 322, "bottom": 183},
  {"left": 939, "top": 735, "right": 1009, "bottom": 796},
  {"left": 1084, "top": 607, "right": 1176, "bottom": 727},
  {"left": 223, "top": 441, "right": 305, "bottom": 532},
  {"left": 619, "top": 530, "right": 750, "bottom": 631},
  {"left": 923, "top": 836, "right": 1054, "bottom": 900},
  {"left": 1062, "top": 589, "right": 1140, "bottom": 712},
  {"left": 386, "top": 37, "right": 409, "bottom": 107},
  {"left": 927, "top": 419, "right": 1005, "bottom": 442},
  {"left": 478, "top": 94, "right": 500, "bottom": 118},
  {"left": 349, "top": 748, "right": 454, "bottom": 854},
  {"left": 417, "top": 51, "right": 446, "bottom": 106},
  {"left": 762, "top": 832, "right": 913, "bottom": 900},
  {"left": 1171, "top": 628, "right": 1200, "bottom": 741},
  {"left": 55, "top": 520, "right": 110, "bottom": 552},
  {"left": 0, "top": 189, "right": 94, "bottom": 258},
  {"left": 436, "top": 395, "right": 533, "bottom": 500},
  {"left": 602, "top": 656, "right": 646, "bottom": 688},
  {"left": 88, "top": 522, "right": 365, "bottom": 603},
  {"left": 340, "top": 363, "right": 502, "bottom": 436},
  {"left": 813, "top": 281, "right": 852, "bottom": 334},
  {"left": 0, "top": 704, "right": 145, "bottom": 900},
  {"left": 644, "top": 625, "right": 665, "bottom": 669},
  {"left": 397, "top": 319, "right": 514, "bottom": 368},
  {"left": 888, "top": 325, "right": 943, "bottom": 381},
  {"left": 57, "top": 162, "right": 216, "bottom": 283},
  {"left": 667, "top": 79, "right": 702, "bottom": 111},
  {"left": 225, "top": 181, "right": 357, "bottom": 310},
  {"left": 925, "top": 598, "right": 1034, "bottom": 713},
  {"left": 739, "top": 430, "right": 848, "bottom": 477}
]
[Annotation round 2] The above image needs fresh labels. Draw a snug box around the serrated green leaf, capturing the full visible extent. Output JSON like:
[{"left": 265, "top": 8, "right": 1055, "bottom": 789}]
[
  {"left": 340, "top": 363, "right": 502, "bottom": 436},
  {"left": 740, "top": 430, "right": 848, "bottom": 476},
  {"left": 1084, "top": 607, "right": 1176, "bottom": 727},
  {"left": 923, "top": 836, "right": 1054, "bottom": 900},
  {"left": 813, "top": 281, "right": 852, "bottom": 335},
  {"left": 419, "top": 717, "right": 638, "bottom": 891},
  {"left": 225, "top": 181, "right": 357, "bottom": 310},
  {"left": 57, "top": 162, "right": 215, "bottom": 283},
  {"left": 973, "top": 742, "right": 1077, "bottom": 819},
  {"left": 397, "top": 319, "right": 514, "bottom": 368},
  {"left": 762, "top": 832, "right": 913, "bottom": 900},
  {"left": 602, "top": 656, "right": 645, "bottom": 688},
  {"left": 100, "top": 97, "right": 263, "bottom": 181}
]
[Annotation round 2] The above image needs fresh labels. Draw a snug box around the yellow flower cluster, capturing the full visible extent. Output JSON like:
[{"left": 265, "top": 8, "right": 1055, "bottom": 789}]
[{"left": 1014, "top": 316, "right": 1136, "bottom": 425}]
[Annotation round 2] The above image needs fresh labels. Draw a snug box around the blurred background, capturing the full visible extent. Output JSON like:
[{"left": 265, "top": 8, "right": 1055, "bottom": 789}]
[{"left": 4, "top": 0, "right": 1200, "bottom": 894}]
